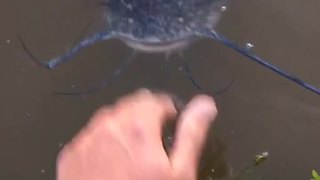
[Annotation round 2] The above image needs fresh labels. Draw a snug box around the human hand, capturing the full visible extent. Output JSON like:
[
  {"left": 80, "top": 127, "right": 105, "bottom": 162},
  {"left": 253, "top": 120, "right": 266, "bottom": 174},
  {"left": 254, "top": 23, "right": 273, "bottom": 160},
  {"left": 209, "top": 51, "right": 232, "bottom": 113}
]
[{"left": 56, "top": 89, "right": 218, "bottom": 180}]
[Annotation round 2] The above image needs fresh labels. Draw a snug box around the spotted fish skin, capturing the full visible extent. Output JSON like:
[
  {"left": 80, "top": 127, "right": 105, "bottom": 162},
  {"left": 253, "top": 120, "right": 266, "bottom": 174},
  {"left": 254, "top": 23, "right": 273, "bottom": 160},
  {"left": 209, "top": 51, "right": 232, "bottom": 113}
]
[{"left": 104, "top": 0, "right": 226, "bottom": 44}]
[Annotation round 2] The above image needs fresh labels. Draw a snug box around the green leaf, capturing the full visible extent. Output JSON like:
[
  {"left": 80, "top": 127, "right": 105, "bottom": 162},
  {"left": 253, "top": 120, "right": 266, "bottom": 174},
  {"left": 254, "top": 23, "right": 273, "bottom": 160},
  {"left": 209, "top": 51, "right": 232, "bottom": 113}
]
[{"left": 312, "top": 170, "right": 320, "bottom": 180}]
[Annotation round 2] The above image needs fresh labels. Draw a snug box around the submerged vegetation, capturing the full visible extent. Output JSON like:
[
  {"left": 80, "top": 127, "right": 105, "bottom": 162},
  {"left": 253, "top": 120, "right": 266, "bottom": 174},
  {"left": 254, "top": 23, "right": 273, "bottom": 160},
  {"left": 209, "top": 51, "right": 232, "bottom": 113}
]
[
  {"left": 312, "top": 170, "right": 320, "bottom": 180},
  {"left": 231, "top": 152, "right": 269, "bottom": 180}
]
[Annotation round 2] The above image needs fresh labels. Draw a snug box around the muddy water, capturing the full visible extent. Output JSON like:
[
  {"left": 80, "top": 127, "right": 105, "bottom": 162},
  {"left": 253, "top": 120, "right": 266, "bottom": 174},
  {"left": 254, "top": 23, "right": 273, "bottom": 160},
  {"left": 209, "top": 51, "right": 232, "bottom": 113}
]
[{"left": 1, "top": 0, "right": 320, "bottom": 179}]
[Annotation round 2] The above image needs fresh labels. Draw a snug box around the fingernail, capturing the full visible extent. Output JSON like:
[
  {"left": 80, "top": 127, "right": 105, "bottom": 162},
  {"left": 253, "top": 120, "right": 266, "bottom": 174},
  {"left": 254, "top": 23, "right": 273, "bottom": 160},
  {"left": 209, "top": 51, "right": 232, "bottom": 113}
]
[
  {"left": 186, "top": 95, "right": 217, "bottom": 121},
  {"left": 136, "top": 88, "right": 152, "bottom": 95}
]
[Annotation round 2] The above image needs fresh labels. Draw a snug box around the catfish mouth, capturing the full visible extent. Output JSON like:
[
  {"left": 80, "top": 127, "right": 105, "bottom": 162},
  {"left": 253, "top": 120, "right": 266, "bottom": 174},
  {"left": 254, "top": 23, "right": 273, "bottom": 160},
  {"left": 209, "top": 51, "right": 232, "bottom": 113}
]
[{"left": 117, "top": 34, "right": 197, "bottom": 53}]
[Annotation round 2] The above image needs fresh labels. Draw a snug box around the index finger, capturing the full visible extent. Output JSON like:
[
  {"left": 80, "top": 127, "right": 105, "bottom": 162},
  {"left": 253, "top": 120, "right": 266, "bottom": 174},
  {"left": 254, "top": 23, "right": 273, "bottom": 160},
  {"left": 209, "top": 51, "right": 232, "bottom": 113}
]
[{"left": 111, "top": 89, "right": 177, "bottom": 146}]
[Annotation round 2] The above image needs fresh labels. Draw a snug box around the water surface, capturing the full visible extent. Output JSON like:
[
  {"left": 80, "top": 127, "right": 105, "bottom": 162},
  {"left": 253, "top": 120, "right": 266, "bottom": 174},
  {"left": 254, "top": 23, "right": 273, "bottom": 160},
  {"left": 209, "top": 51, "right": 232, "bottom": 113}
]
[{"left": 1, "top": 0, "right": 320, "bottom": 179}]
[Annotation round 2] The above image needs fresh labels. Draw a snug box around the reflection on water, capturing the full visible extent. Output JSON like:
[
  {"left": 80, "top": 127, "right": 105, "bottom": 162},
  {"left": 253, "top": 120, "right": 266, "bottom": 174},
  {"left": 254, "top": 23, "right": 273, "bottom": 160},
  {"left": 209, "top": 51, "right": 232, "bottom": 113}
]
[{"left": 1, "top": 0, "right": 320, "bottom": 179}]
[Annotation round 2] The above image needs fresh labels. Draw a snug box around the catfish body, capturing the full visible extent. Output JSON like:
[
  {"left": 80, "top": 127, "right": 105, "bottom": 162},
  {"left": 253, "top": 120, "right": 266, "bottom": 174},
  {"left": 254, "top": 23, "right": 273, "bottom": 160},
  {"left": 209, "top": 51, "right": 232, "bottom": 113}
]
[{"left": 104, "top": 0, "right": 226, "bottom": 52}]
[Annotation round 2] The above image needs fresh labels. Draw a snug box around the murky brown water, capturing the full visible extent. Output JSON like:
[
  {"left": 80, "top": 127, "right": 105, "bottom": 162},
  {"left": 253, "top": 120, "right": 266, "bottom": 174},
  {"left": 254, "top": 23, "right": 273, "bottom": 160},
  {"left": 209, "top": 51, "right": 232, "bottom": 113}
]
[{"left": 1, "top": 0, "right": 320, "bottom": 179}]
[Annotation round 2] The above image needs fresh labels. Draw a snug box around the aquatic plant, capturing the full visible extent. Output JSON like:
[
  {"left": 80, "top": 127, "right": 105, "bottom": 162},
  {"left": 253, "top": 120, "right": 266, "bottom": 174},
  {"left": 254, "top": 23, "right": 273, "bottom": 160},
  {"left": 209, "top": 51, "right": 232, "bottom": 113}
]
[
  {"left": 312, "top": 170, "right": 320, "bottom": 180},
  {"left": 232, "top": 152, "right": 269, "bottom": 180}
]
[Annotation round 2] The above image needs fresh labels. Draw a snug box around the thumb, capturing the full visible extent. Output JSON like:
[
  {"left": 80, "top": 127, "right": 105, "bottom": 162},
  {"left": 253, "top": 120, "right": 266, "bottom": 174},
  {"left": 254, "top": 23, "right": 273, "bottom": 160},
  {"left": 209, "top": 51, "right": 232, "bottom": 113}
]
[{"left": 169, "top": 95, "right": 218, "bottom": 180}]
